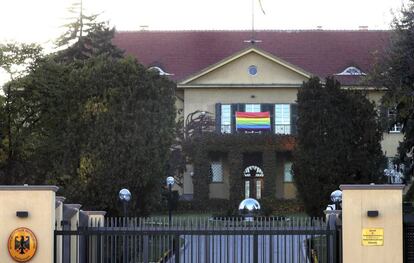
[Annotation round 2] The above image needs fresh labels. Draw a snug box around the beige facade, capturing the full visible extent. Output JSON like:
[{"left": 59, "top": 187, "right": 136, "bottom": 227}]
[
  {"left": 186, "top": 50, "right": 309, "bottom": 86},
  {"left": 0, "top": 185, "right": 58, "bottom": 263},
  {"left": 177, "top": 47, "right": 400, "bottom": 200},
  {"left": 341, "top": 184, "right": 403, "bottom": 263},
  {"left": 183, "top": 88, "right": 298, "bottom": 121}
]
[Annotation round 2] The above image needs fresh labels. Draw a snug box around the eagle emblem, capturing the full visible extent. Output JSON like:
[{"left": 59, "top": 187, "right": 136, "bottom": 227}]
[{"left": 15, "top": 235, "right": 30, "bottom": 254}]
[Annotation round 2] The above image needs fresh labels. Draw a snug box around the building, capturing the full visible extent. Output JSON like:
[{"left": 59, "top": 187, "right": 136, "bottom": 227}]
[{"left": 113, "top": 30, "right": 401, "bottom": 201}]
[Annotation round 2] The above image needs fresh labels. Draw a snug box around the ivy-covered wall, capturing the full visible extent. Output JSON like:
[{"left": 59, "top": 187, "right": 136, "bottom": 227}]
[{"left": 184, "top": 133, "right": 295, "bottom": 204}]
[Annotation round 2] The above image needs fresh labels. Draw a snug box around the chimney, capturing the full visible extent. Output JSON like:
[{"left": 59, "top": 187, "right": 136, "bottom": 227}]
[{"left": 140, "top": 25, "right": 149, "bottom": 31}]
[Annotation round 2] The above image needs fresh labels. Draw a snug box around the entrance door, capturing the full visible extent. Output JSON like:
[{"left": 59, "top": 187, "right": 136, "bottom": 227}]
[{"left": 243, "top": 165, "right": 264, "bottom": 199}]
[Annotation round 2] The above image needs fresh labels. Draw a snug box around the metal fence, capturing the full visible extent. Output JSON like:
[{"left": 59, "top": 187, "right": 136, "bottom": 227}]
[{"left": 54, "top": 216, "right": 338, "bottom": 263}]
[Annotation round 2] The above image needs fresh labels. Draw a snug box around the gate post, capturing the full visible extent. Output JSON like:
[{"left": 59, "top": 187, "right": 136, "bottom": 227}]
[
  {"left": 174, "top": 235, "right": 180, "bottom": 263},
  {"left": 253, "top": 233, "right": 258, "bottom": 263},
  {"left": 324, "top": 211, "right": 340, "bottom": 263},
  {"left": 0, "top": 185, "right": 58, "bottom": 263},
  {"left": 143, "top": 235, "right": 149, "bottom": 263},
  {"left": 340, "top": 184, "right": 404, "bottom": 263}
]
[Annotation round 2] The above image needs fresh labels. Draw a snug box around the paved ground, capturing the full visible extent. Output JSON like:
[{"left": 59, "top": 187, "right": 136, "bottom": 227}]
[{"left": 168, "top": 234, "right": 314, "bottom": 263}]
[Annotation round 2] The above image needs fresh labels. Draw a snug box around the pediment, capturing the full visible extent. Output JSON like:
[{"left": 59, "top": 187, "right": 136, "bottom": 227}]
[{"left": 178, "top": 47, "right": 312, "bottom": 88}]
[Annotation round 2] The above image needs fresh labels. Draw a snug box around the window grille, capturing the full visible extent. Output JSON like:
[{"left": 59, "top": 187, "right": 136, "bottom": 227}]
[{"left": 211, "top": 161, "right": 223, "bottom": 182}]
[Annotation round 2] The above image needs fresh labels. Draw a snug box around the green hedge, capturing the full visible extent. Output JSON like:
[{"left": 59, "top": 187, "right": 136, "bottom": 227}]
[{"left": 176, "top": 198, "right": 304, "bottom": 216}]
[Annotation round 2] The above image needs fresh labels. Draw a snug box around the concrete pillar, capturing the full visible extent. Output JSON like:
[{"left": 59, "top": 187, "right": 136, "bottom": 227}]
[
  {"left": 0, "top": 185, "right": 58, "bottom": 263},
  {"left": 341, "top": 184, "right": 404, "bottom": 263},
  {"left": 83, "top": 211, "right": 106, "bottom": 227},
  {"left": 55, "top": 196, "right": 65, "bottom": 263},
  {"left": 63, "top": 204, "right": 81, "bottom": 263},
  {"left": 82, "top": 211, "right": 106, "bottom": 263}
]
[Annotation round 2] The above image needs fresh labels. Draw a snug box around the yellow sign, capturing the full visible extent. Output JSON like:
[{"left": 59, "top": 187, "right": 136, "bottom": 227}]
[
  {"left": 8, "top": 227, "right": 38, "bottom": 262},
  {"left": 362, "top": 228, "right": 384, "bottom": 246}
]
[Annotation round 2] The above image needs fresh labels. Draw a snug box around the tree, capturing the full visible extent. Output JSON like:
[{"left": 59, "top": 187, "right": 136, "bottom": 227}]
[
  {"left": 369, "top": 1, "right": 414, "bottom": 196},
  {"left": 56, "top": 0, "right": 123, "bottom": 61},
  {"left": 293, "top": 77, "right": 384, "bottom": 216},
  {"left": 1, "top": 11, "right": 176, "bottom": 215},
  {"left": 5, "top": 50, "right": 176, "bottom": 216},
  {"left": 71, "top": 56, "right": 176, "bottom": 215},
  {"left": 0, "top": 43, "right": 42, "bottom": 184}
]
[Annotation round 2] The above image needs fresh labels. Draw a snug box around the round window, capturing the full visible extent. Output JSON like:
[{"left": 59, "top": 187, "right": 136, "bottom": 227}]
[{"left": 248, "top": 65, "right": 258, "bottom": 76}]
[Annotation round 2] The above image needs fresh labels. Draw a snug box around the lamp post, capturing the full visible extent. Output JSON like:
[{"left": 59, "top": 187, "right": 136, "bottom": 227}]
[
  {"left": 166, "top": 176, "right": 175, "bottom": 224},
  {"left": 238, "top": 198, "right": 261, "bottom": 222},
  {"left": 330, "top": 189, "right": 342, "bottom": 210},
  {"left": 119, "top": 188, "right": 131, "bottom": 263},
  {"left": 119, "top": 188, "right": 131, "bottom": 218}
]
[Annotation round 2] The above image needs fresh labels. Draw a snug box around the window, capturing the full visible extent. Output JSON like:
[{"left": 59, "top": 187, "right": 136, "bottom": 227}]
[
  {"left": 256, "top": 180, "right": 262, "bottom": 199},
  {"left": 390, "top": 123, "right": 403, "bottom": 133},
  {"left": 243, "top": 104, "right": 262, "bottom": 133},
  {"left": 245, "top": 104, "right": 261, "bottom": 112},
  {"left": 148, "top": 66, "right": 173, "bottom": 76},
  {"left": 275, "top": 104, "right": 291, "bottom": 134},
  {"left": 211, "top": 161, "right": 223, "bottom": 182},
  {"left": 336, "top": 66, "right": 366, "bottom": 76},
  {"left": 388, "top": 107, "right": 403, "bottom": 133},
  {"left": 245, "top": 181, "right": 250, "bottom": 198},
  {"left": 248, "top": 65, "right": 258, "bottom": 76},
  {"left": 284, "top": 162, "right": 293, "bottom": 182},
  {"left": 221, "top": 104, "right": 231, "bottom": 133}
]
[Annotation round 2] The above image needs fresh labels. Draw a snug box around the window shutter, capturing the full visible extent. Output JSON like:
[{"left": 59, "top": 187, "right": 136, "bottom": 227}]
[
  {"left": 238, "top": 104, "right": 245, "bottom": 113},
  {"left": 231, "top": 104, "right": 245, "bottom": 133},
  {"left": 231, "top": 104, "right": 237, "bottom": 133},
  {"left": 290, "top": 103, "right": 298, "bottom": 135},
  {"left": 379, "top": 105, "right": 390, "bottom": 133},
  {"left": 215, "top": 103, "right": 222, "bottom": 133},
  {"left": 261, "top": 104, "right": 274, "bottom": 133}
]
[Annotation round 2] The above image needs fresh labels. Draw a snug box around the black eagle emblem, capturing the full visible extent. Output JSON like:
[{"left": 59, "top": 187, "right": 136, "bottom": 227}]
[{"left": 15, "top": 235, "right": 30, "bottom": 254}]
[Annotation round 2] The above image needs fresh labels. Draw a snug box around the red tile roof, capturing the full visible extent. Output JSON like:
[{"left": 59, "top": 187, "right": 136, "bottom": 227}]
[{"left": 113, "top": 30, "right": 390, "bottom": 85}]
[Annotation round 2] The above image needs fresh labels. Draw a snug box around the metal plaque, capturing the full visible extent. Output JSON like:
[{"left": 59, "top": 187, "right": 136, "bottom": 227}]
[{"left": 362, "top": 228, "right": 384, "bottom": 246}]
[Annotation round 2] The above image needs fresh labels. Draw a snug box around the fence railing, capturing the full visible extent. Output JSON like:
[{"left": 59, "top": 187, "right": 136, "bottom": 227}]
[{"left": 54, "top": 216, "right": 338, "bottom": 263}]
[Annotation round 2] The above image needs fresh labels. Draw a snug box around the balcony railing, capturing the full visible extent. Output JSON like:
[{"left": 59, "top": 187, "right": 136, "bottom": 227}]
[
  {"left": 218, "top": 124, "right": 294, "bottom": 135},
  {"left": 274, "top": 124, "right": 291, "bottom": 135},
  {"left": 221, "top": 124, "right": 232, "bottom": 134}
]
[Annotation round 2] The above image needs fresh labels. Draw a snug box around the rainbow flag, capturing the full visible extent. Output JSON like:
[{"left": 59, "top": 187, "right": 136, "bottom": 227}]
[{"left": 236, "top": 112, "right": 271, "bottom": 131}]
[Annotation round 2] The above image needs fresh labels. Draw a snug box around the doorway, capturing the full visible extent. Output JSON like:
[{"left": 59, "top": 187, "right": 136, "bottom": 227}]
[{"left": 243, "top": 152, "right": 263, "bottom": 199}]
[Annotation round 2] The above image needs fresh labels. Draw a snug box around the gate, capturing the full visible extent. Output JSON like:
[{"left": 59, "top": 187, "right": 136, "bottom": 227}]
[
  {"left": 404, "top": 202, "right": 414, "bottom": 263},
  {"left": 54, "top": 216, "right": 339, "bottom": 263}
]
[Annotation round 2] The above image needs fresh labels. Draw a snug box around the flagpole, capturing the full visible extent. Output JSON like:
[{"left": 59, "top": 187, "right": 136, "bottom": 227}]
[
  {"left": 251, "top": 0, "right": 255, "bottom": 43},
  {"left": 245, "top": 0, "right": 264, "bottom": 45}
]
